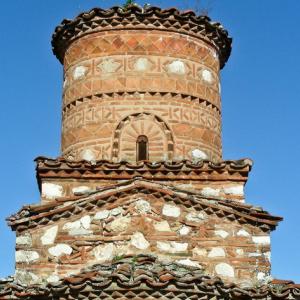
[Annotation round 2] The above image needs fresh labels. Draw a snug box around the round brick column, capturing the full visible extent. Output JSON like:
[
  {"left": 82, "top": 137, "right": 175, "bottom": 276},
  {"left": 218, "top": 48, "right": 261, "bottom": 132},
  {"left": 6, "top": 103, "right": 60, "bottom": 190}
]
[{"left": 52, "top": 6, "right": 231, "bottom": 162}]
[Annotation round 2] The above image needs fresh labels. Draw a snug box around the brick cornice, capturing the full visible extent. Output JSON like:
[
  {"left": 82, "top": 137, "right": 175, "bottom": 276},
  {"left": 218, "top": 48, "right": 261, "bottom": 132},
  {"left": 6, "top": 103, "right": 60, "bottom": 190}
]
[{"left": 52, "top": 6, "right": 232, "bottom": 68}]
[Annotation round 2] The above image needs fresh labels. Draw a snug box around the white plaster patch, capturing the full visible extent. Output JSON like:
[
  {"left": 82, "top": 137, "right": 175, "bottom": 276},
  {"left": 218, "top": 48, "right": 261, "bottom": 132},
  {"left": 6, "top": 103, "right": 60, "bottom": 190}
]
[
  {"left": 81, "top": 149, "right": 96, "bottom": 162},
  {"left": 185, "top": 212, "right": 206, "bottom": 222},
  {"left": 15, "top": 251, "right": 39, "bottom": 263},
  {"left": 98, "top": 58, "right": 120, "bottom": 73},
  {"left": 223, "top": 185, "right": 244, "bottom": 196},
  {"left": 154, "top": 221, "right": 171, "bottom": 232},
  {"left": 215, "top": 263, "right": 235, "bottom": 278},
  {"left": 208, "top": 247, "right": 226, "bottom": 258},
  {"left": 93, "top": 243, "right": 115, "bottom": 262},
  {"left": 41, "top": 225, "right": 58, "bottom": 245},
  {"left": 193, "top": 247, "right": 207, "bottom": 257},
  {"left": 42, "top": 183, "right": 63, "bottom": 200},
  {"left": 94, "top": 210, "right": 110, "bottom": 220},
  {"left": 47, "top": 274, "right": 60, "bottom": 283},
  {"left": 135, "top": 199, "right": 151, "bottom": 213},
  {"left": 109, "top": 216, "right": 131, "bottom": 232},
  {"left": 15, "top": 270, "right": 40, "bottom": 285},
  {"left": 48, "top": 244, "right": 72, "bottom": 257},
  {"left": 237, "top": 229, "right": 250, "bottom": 237},
  {"left": 16, "top": 234, "right": 32, "bottom": 246},
  {"left": 167, "top": 60, "right": 186, "bottom": 75},
  {"left": 162, "top": 204, "right": 181, "bottom": 218},
  {"left": 214, "top": 230, "right": 229, "bottom": 239},
  {"left": 178, "top": 225, "right": 190, "bottom": 235},
  {"left": 72, "top": 186, "right": 92, "bottom": 195},
  {"left": 252, "top": 236, "right": 270, "bottom": 245},
  {"left": 131, "top": 232, "right": 150, "bottom": 250},
  {"left": 134, "top": 57, "right": 150, "bottom": 71},
  {"left": 202, "top": 69, "right": 213, "bottom": 83},
  {"left": 200, "top": 187, "right": 220, "bottom": 197},
  {"left": 191, "top": 149, "right": 208, "bottom": 160},
  {"left": 176, "top": 259, "right": 201, "bottom": 268},
  {"left": 73, "top": 65, "right": 87, "bottom": 80}
]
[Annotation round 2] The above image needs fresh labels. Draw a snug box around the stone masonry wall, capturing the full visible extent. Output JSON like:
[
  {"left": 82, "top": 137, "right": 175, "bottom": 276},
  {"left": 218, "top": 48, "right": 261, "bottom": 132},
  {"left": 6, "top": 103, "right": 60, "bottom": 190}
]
[
  {"left": 62, "top": 31, "right": 221, "bottom": 162},
  {"left": 15, "top": 196, "right": 270, "bottom": 287}
]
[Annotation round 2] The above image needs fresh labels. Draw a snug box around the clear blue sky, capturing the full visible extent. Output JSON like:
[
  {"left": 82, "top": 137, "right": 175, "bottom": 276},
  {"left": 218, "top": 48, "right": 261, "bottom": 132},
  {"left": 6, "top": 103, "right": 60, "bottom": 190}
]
[{"left": 0, "top": 0, "right": 299, "bottom": 282}]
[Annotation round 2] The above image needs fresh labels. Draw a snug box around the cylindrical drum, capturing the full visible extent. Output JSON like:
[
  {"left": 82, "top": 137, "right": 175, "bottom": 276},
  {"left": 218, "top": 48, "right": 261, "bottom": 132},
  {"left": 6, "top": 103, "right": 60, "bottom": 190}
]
[{"left": 52, "top": 7, "right": 231, "bottom": 162}]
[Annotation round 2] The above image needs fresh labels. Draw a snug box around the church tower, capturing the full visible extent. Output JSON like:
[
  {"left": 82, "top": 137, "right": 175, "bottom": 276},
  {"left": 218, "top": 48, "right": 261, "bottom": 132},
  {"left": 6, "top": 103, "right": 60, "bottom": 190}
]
[{"left": 2, "top": 6, "right": 298, "bottom": 300}]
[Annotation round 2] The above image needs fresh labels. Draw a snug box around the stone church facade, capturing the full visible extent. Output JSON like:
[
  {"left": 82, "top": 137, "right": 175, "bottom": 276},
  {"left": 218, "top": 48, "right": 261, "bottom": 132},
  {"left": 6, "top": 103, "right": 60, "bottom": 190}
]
[{"left": 1, "top": 5, "right": 299, "bottom": 300}]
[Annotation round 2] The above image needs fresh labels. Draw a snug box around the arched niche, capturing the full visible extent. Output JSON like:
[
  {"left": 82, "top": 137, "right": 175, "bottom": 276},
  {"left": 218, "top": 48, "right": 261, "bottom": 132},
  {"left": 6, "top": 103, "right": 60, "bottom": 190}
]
[{"left": 112, "top": 113, "right": 174, "bottom": 162}]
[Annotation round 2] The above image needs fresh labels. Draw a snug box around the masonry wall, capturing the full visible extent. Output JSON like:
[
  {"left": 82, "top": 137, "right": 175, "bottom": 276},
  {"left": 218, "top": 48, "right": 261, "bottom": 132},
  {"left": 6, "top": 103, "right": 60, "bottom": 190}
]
[
  {"left": 62, "top": 30, "right": 221, "bottom": 162},
  {"left": 14, "top": 196, "right": 271, "bottom": 287}
]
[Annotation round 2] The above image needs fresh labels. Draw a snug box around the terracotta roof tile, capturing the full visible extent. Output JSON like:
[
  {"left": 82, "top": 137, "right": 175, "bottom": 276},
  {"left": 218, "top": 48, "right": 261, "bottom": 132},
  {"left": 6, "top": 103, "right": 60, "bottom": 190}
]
[{"left": 1, "top": 255, "right": 299, "bottom": 300}]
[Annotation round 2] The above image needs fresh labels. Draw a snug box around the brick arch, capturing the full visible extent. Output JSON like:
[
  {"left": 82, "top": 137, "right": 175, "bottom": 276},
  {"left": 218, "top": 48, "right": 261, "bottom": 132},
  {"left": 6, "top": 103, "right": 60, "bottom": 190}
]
[{"left": 112, "top": 113, "right": 174, "bottom": 162}]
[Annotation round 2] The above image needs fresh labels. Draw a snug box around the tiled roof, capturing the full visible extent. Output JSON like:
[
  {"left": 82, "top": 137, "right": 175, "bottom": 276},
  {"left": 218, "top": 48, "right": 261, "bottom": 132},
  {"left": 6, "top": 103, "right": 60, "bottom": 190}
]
[
  {"left": 36, "top": 157, "right": 252, "bottom": 185},
  {"left": 51, "top": 6, "right": 232, "bottom": 67},
  {"left": 7, "top": 178, "right": 282, "bottom": 232},
  {"left": 0, "top": 255, "right": 299, "bottom": 300}
]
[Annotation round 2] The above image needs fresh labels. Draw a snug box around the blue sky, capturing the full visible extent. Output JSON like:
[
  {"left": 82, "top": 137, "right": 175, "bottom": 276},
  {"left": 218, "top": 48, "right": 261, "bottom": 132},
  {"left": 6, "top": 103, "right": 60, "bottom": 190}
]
[{"left": 0, "top": 0, "right": 299, "bottom": 282}]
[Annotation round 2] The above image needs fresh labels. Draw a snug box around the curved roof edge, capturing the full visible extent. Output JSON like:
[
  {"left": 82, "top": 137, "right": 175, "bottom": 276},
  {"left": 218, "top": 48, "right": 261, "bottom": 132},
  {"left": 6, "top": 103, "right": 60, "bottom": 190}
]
[{"left": 51, "top": 5, "right": 232, "bottom": 68}]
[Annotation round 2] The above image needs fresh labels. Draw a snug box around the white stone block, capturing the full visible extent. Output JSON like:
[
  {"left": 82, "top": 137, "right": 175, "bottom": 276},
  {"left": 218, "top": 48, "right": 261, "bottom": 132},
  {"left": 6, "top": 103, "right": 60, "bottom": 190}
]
[
  {"left": 162, "top": 204, "right": 181, "bottom": 218},
  {"left": 201, "top": 187, "right": 220, "bottom": 197},
  {"left": 176, "top": 259, "right": 201, "bottom": 268},
  {"left": 93, "top": 243, "right": 115, "bottom": 262},
  {"left": 42, "top": 183, "right": 63, "bottom": 199},
  {"left": 72, "top": 186, "right": 91, "bottom": 195},
  {"left": 131, "top": 232, "right": 150, "bottom": 250},
  {"left": 215, "top": 263, "right": 235, "bottom": 278},
  {"left": 110, "top": 217, "right": 131, "bottom": 232},
  {"left": 154, "top": 221, "right": 171, "bottom": 232},
  {"left": 47, "top": 274, "right": 60, "bottom": 283},
  {"left": 170, "top": 242, "right": 188, "bottom": 252},
  {"left": 63, "top": 220, "right": 81, "bottom": 231},
  {"left": 134, "top": 57, "right": 150, "bottom": 71},
  {"left": 193, "top": 247, "right": 207, "bottom": 257},
  {"left": 214, "top": 230, "right": 229, "bottom": 239},
  {"left": 15, "top": 251, "right": 39, "bottom": 263},
  {"left": 167, "top": 60, "right": 186, "bottom": 75},
  {"left": 80, "top": 215, "right": 91, "bottom": 229},
  {"left": 157, "top": 241, "right": 171, "bottom": 252},
  {"left": 73, "top": 65, "right": 87, "bottom": 80},
  {"left": 186, "top": 212, "right": 206, "bottom": 222},
  {"left": 69, "top": 228, "right": 92, "bottom": 236},
  {"left": 178, "top": 226, "right": 190, "bottom": 235},
  {"left": 191, "top": 149, "right": 208, "bottom": 160},
  {"left": 252, "top": 236, "right": 270, "bottom": 245},
  {"left": 48, "top": 244, "right": 72, "bottom": 257},
  {"left": 16, "top": 234, "right": 32, "bottom": 246},
  {"left": 81, "top": 149, "right": 96, "bottom": 162},
  {"left": 110, "top": 207, "right": 123, "bottom": 216},
  {"left": 208, "top": 247, "right": 226, "bottom": 258},
  {"left": 135, "top": 199, "right": 151, "bottom": 213},
  {"left": 41, "top": 225, "right": 58, "bottom": 245},
  {"left": 223, "top": 185, "right": 244, "bottom": 196},
  {"left": 15, "top": 270, "right": 40, "bottom": 285},
  {"left": 94, "top": 210, "right": 110, "bottom": 220},
  {"left": 202, "top": 69, "right": 213, "bottom": 83},
  {"left": 237, "top": 229, "right": 250, "bottom": 237},
  {"left": 236, "top": 249, "right": 244, "bottom": 255}
]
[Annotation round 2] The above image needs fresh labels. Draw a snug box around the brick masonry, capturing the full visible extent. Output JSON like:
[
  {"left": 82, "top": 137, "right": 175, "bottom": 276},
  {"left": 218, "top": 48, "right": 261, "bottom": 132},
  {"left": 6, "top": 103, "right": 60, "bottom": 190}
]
[{"left": 61, "top": 31, "right": 222, "bottom": 161}]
